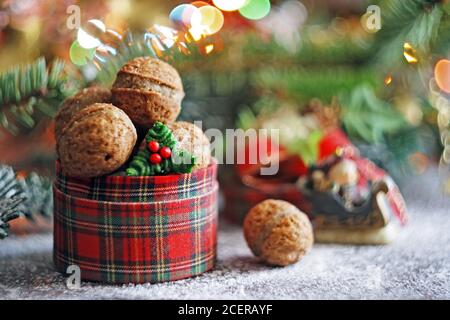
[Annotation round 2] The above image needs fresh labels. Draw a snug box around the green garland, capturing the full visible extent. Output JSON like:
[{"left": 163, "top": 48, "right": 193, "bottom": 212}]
[{"left": 126, "top": 122, "right": 196, "bottom": 176}]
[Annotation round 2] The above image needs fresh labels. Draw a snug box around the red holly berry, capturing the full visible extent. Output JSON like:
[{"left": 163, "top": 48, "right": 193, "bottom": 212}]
[
  {"left": 159, "top": 146, "right": 172, "bottom": 159},
  {"left": 148, "top": 141, "right": 160, "bottom": 153},
  {"left": 150, "top": 153, "right": 162, "bottom": 164}
]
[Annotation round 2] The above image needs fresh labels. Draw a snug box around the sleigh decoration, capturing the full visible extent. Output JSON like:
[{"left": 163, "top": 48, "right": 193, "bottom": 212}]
[{"left": 223, "top": 128, "right": 407, "bottom": 245}]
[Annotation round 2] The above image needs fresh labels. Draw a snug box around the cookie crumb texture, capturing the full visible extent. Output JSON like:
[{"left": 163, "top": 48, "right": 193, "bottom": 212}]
[
  {"left": 169, "top": 121, "right": 211, "bottom": 169},
  {"left": 57, "top": 103, "right": 137, "bottom": 178},
  {"left": 112, "top": 57, "right": 184, "bottom": 128},
  {"left": 54, "top": 87, "right": 111, "bottom": 139},
  {"left": 243, "top": 199, "right": 314, "bottom": 266}
]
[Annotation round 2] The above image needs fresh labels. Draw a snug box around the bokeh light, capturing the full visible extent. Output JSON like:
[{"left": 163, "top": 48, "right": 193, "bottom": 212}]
[
  {"left": 205, "top": 44, "right": 214, "bottom": 54},
  {"left": 213, "top": 0, "right": 247, "bottom": 12},
  {"left": 384, "top": 75, "right": 392, "bottom": 86},
  {"left": 77, "top": 28, "right": 101, "bottom": 49},
  {"left": 256, "top": 0, "right": 307, "bottom": 53},
  {"left": 198, "top": 5, "right": 224, "bottom": 35},
  {"left": 192, "top": 1, "right": 211, "bottom": 8},
  {"left": 101, "top": 29, "right": 123, "bottom": 47},
  {"left": 403, "top": 42, "right": 418, "bottom": 64},
  {"left": 188, "top": 25, "right": 209, "bottom": 41},
  {"left": 239, "top": 0, "right": 271, "bottom": 20},
  {"left": 94, "top": 44, "right": 117, "bottom": 63},
  {"left": 435, "top": 59, "right": 450, "bottom": 93},
  {"left": 70, "top": 40, "right": 96, "bottom": 66},
  {"left": 77, "top": 19, "right": 106, "bottom": 49},
  {"left": 146, "top": 25, "right": 178, "bottom": 51},
  {"left": 69, "top": 0, "right": 273, "bottom": 67},
  {"left": 196, "top": 33, "right": 224, "bottom": 56},
  {"left": 170, "top": 4, "right": 202, "bottom": 29},
  {"left": 86, "top": 19, "right": 107, "bottom": 34},
  {"left": 0, "top": 11, "right": 9, "bottom": 29}
]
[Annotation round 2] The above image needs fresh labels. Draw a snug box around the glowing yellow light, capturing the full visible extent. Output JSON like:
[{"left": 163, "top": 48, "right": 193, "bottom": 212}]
[
  {"left": 178, "top": 41, "right": 191, "bottom": 55},
  {"left": 403, "top": 42, "right": 413, "bottom": 50},
  {"left": 198, "top": 5, "right": 224, "bottom": 35},
  {"left": 150, "top": 38, "right": 165, "bottom": 57},
  {"left": 213, "top": 0, "right": 247, "bottom": 11},
  {"left": 435, "top": 59, "right": 450, "bottom": 93},
  {"left": 205, "top": 44, "right": 214, "bottom": 54},
  {"left": 384, "top": 75, "right": 392, "bottom": 85},
  {"left": 403, "top": 42, "right": 418, "bottom": 64},
  {"left": 404, "top": 52, "right": 418, "bottom": 64},
  {"left": 335, "top": 147, "right": 344, "bottom": 157},
  {"left": 147, "top": 25, "right": 178, "bottom": 49},
  {"left": 188, "top": 25, "right": 206, "bottom": 41}
]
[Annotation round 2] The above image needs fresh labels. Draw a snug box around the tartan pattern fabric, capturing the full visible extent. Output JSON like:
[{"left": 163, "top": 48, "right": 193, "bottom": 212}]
[
  {"left": 55, "top": 161, "right": 217, "bottom": 202},
  {"left": 54, "top": 163, "right": 218, "bottom": 284}
]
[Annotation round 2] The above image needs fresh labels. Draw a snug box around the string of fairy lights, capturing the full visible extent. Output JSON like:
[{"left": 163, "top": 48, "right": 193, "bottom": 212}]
[
  {"left": 70, "top": 0, "right": 272, "bottom": 67},
  {"left": 68, "top": 1, "right": 450, "bottom": 180},
  {"left": 387, "top": 42, "right": 450, "bottom": 176},
  {"left": 404, "top": 42, "right": 450, "bottom": 173},
  {"left": 431, "top": 58, "right": 450, "bottom": 179}
]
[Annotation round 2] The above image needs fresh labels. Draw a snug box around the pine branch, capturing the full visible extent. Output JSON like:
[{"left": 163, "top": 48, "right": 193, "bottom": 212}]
[
  {"left": 435, "top": 4, "right": 450, "bottom": 55},
  {"left": 0, "top": 57, "right": 79, "bottom": 135},
  {"left": 0, "top": 165, "right": 26, "bottom": 239},
  {"left": 339, "top": 85, "right": 409, "bottom": 144},
  {"left": 93, "top": 30, "right": 212, "bottom": 86},
  {"left": 17, "top": 172, "right": 53, "bottom": 219},
  {"left": 252, "top": 67, "right": 378, "bottom": 104},
  {"left": 0, "top": 164, "right": 53, "bottom": 239},
  {"left": 354, "top": 126, "right": 422, "bottom": 181},
  {"left": 0, "top": 197, "right": 25, "bottom": 239},
  {"left": 241, "top": 31, "right": 372, "bottom": 67},
  {"left": 374, "top": 0, "right": 445, "bottom": 67},
  {"left": 94, "top": 32, "right": 157, "bottom": 86},
  {"left": 0, "top": 164, "right": 24, "bottom": 200}
]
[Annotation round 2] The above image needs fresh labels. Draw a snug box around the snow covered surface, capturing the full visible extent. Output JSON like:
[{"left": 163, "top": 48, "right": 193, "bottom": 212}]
[{"left": 0, "top": 169, "right": 449, "bottom": 299}]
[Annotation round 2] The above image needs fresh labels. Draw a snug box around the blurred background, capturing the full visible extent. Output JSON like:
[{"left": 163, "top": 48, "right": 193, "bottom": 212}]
[{"left": 0, "top": 0, "right": 449, "bottom": 230}]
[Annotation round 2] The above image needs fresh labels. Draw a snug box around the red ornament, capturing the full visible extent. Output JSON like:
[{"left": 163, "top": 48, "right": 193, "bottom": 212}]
[
  {"left": 150, "top": 153, "right": 162, "bottom": 164},
  {"left": 160, "top": 146, "right": 172, "bottom": 159},
  {"left": 148, "top": 141, "right": 160, "bottom": 153}
]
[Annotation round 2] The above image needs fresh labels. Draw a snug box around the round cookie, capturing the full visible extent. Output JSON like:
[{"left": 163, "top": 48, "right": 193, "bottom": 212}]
[
  {"left": 243, "top": 199, "right": 313, "bottom": 266},
  {"left": 169, "top": 121, "right": 211, "bottom": 169},
  {"left": 54, "top": 87, "right": 111, "bottom": 139},
  {"left": 57, "top": 103, "right": 137, "bottom": 178},
  {"left": 112, "top": 57, "right": 184, "bottom": 128}
]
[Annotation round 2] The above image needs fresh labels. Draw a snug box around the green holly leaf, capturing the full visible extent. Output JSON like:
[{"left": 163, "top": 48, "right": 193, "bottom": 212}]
[{"left": 126, "top": 122, "right": 196, "bottom": 176}]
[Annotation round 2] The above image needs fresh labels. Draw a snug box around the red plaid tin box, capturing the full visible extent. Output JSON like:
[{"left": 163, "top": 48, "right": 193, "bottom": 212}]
[{"left": 53, "top": 161, "right": 218, "bottom": 284}]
